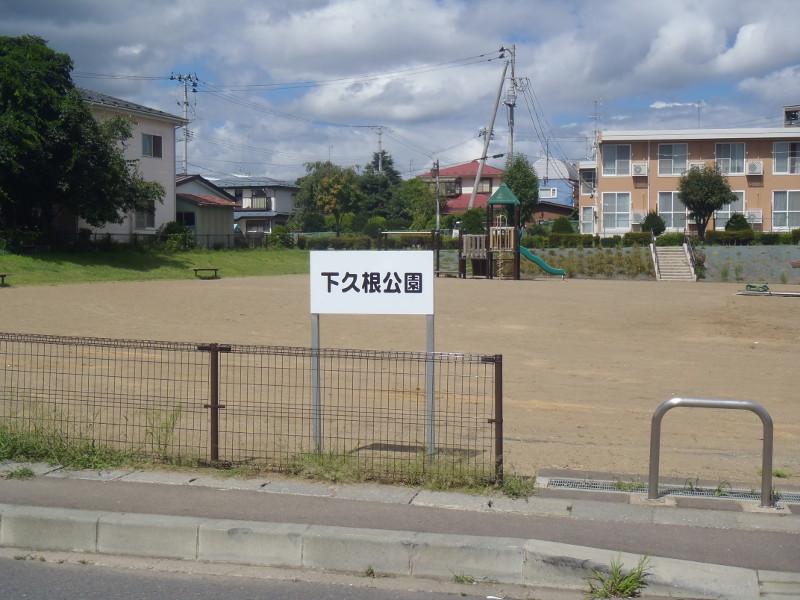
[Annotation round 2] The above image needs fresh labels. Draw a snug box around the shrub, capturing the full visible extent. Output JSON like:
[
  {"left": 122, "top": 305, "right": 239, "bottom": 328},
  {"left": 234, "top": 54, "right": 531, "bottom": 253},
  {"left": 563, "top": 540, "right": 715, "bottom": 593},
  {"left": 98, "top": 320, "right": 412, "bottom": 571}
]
[
  {"left": 551, "top": 216, "right": 574, "bottom": 234},
  {"left": 548, "top": 233, "right": 583, "bottom": 248},
  {"left": 705, "top": 230, "right": 754, "bottom": 245},
  {"left": 267, "top": 225, "right": 294, "bottom": 248},
  {"left": 724, "top": 212, "right": 752, "bottom": 231},
  {"left": 778, "top": 233, "right": 793, "bottom": 245},
  {"left": 755, "top": 232, "right": 779, "bottom": 246},
  {"left": 655, "top": 232, "right": 685, "bottom": 246},
  {"left": 792, "top": 229, "right": 800, "bottom": 244},
  {"left": 521, "top": 235, "right": 547, "bottom": 249},
  {"left": 600, "top": 236, "right": 620, "bottom": 248},
  {"left": 363, "top": 216, "right": 387, "bottom": 239},
  {"left": 641, "top": 211, "right": 666, "bottom": 236},
  {"left": 622, "top": 232, "right": 652, "bottom": 247},
  {"left": 527, "top": 223, "right": 548, "bottom": 236}
]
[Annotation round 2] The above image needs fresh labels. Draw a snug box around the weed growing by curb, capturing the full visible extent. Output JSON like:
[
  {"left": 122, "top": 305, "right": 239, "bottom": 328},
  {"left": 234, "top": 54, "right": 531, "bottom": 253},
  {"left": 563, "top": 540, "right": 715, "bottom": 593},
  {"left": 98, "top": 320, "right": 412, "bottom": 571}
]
[
  {"left": 453, "top": 574, "right": 477, "bottom": 585},
  {"left": 4, "top": 466, "right": 35, "bottom": 480},
  {"left": 501, "top": 473, "right": 536, "bottom": 499},
  {"left": 586, "top": 556, "right": 650, "bottom": 599}
]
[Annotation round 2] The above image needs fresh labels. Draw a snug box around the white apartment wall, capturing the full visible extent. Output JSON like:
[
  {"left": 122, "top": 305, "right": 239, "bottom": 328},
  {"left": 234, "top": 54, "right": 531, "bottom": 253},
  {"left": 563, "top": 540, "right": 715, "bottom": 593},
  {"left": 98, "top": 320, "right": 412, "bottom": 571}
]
[{"left": 82, "top": 108, "right": 178, "bottom": 235}]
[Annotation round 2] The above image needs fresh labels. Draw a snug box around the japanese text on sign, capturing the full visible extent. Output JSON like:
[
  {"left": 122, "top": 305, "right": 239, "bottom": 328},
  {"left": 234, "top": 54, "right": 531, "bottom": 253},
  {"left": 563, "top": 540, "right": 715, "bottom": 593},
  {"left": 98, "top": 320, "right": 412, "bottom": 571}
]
[{"left": 310, "top": 251, "right": 434, "bottom": 315}]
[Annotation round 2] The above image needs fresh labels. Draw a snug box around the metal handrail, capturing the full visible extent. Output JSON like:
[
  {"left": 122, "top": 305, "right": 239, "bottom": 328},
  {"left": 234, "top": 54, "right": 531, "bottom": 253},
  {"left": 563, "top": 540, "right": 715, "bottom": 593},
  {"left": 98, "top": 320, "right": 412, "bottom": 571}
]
[
  {"left": 648, "top": 397, "right": 774, "bottom": 507},
  {"left": 683, "top": 233, "right": 697, "bottom": 278},
  {"left": 649, "top": 231, "right": 660, "bottom": 280}
]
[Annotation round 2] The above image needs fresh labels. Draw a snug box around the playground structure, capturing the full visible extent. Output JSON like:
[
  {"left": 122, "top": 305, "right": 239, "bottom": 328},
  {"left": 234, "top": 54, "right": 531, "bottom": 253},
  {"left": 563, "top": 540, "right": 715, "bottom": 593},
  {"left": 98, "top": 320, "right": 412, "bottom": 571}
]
[{"left": 458, "top": 183, "right": 565, "bottom": 280}]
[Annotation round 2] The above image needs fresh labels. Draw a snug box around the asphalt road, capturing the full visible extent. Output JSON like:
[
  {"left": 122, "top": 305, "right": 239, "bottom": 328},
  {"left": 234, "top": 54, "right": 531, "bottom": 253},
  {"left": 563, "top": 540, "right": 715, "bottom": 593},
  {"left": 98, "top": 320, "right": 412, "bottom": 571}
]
[{"left": 0, "top": 558, "right": 484, "bottom": 600}]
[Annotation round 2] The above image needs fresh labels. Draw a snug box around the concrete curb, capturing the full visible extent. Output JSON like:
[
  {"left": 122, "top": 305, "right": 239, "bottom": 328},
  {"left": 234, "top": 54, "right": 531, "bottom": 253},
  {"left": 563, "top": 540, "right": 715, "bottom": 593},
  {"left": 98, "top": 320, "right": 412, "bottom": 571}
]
[{"left": 0, "top": 503, "right": 761, "bottom": 599}]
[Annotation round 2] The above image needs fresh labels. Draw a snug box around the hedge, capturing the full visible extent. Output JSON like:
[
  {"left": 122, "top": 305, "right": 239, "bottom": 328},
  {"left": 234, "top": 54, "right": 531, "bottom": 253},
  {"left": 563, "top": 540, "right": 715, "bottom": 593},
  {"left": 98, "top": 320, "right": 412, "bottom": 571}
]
[
  {"left": 703, "top": 230, "right": 755, "bottom": 245},
  {"left": 622, "top": 232, "right": 652, "bottom": 247},
  {"left": 654, "top": 232, "right": 685, "bottom": 247}
]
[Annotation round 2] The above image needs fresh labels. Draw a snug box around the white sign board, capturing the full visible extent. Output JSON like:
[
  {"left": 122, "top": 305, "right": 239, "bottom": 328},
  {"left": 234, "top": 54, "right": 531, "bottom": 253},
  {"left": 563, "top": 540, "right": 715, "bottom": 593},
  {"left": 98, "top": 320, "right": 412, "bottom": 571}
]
[{"left": 310, "top": 250, "right": 434, "bottom": 315}]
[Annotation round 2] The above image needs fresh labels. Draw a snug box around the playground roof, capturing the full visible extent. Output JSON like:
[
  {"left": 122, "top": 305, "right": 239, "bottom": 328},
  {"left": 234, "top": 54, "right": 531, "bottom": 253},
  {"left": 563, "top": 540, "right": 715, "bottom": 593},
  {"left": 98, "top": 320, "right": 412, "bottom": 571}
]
[{"left": 487, "top": 183, "right": 520, "bottom": 206}]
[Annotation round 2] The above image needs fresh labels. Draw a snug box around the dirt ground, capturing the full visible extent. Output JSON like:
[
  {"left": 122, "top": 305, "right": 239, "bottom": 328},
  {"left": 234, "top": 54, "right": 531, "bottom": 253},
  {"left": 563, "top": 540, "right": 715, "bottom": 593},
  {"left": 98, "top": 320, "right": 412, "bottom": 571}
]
[{"left": 1, "top": 275, "right": 798, "bottom": 486}]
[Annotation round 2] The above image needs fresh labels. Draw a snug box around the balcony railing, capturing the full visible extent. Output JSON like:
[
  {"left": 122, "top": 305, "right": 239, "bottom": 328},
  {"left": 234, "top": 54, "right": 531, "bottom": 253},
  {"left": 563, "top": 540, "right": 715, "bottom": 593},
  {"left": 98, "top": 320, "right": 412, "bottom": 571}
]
[{"left": 243, "top": 198, "right": 270, "bottom": 210}]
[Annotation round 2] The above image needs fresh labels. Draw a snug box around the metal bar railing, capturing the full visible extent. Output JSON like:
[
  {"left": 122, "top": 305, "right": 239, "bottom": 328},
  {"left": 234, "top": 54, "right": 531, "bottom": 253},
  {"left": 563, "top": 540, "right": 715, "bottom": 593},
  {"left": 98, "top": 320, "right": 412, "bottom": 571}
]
[{"left": 648, "top": 397, "right": 774, "bottom": 507}]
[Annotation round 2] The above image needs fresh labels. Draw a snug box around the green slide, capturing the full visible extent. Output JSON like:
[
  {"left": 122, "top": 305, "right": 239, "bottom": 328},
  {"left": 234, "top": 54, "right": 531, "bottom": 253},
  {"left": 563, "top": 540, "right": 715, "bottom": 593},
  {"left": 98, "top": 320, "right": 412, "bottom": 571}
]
[{"left": 519, "top": 246, "right": 566, "bottom": 277}]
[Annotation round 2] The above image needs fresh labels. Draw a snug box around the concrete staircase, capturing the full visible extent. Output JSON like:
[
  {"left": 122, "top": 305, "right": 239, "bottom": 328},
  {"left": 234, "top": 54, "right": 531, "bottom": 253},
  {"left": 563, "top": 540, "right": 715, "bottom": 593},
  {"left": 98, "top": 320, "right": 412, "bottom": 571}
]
[{"left": 654, "top": 245, "right": 696, "bottom": 281}]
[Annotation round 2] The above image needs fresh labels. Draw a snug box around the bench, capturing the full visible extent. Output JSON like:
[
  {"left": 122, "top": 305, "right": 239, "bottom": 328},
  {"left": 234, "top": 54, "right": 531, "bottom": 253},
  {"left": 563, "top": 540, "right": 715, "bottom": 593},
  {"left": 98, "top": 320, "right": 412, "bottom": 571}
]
[
  {"left": 0, "top": 273, "right": 6, "bottom": 286},
  {"left": 193, "top": 267, "right": 219, "bottom": 280}
]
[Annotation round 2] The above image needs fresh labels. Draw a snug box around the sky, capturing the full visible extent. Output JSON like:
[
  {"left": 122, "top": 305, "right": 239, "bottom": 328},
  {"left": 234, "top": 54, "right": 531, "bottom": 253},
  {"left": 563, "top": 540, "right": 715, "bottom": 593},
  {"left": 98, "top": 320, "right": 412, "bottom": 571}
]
[{"left": 2, "top": 0, "right": 800, "bottom": 182}]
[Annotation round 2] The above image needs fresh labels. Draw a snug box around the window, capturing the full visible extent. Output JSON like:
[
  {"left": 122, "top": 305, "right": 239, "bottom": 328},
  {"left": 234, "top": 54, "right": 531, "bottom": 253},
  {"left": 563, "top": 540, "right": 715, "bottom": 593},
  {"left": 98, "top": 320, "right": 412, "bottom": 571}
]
[
  {"left": 602, "top": 144, "right": 630, "bottom": 176},
  {"left": 602, "top": 192, "right": 631, "bottom": 231},
  {"left": 773, "top": 142, "right": 800, "bottom": 174},
  {"left": 539, "top": 187, "right": 557, "bottom": 199},
  {"left": 176, "top": 211, "right": 196, "bottom": 228},
  {"left": 772, "top": 191, "right": 800, "bottom": 230},
  {"left": 716, "top": 143, "right": 745, "bottom": 175},
  {"left": 135, "top": 200, "right": 155, "bottom": 229},
  {"left": 245, "top": 219, "right": 268, "bottom": 234},
  {"left": 476, "top": 178, "right": 492, "bottom": 194},
  {"left": 580, "top": 169, "right": 596, "bottom": 195},
  {"left": 658, "top": 191, "right": 687, "bottom": 230},
  {"left": 715, "top": 191, "right": 744, "bottom": 230},
  {"left": 581, "top": 206, "right": 595, "bottom": 234},
  {"left": 142, "top": 134, "right": 162, "bottom": 158},
  {"left": 658, "top": 144, "right": 688, "bottom": 175}
]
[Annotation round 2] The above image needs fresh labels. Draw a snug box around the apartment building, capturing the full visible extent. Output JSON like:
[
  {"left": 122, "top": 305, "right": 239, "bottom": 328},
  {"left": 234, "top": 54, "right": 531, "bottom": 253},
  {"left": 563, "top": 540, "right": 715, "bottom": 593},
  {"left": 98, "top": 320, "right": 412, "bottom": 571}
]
[{"left": 578, "top": 116, "right": 800, "bottom": 235}]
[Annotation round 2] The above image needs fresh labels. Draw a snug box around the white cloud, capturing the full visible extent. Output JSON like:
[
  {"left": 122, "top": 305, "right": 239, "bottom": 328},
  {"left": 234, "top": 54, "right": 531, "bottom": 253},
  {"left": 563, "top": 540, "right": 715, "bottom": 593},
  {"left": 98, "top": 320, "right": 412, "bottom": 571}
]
[
  {"left": 739, "top": 65, "right": 800, "bottom": 105},
  {"left": 1, "top": 0, "right": 798, "bottom": 179}
]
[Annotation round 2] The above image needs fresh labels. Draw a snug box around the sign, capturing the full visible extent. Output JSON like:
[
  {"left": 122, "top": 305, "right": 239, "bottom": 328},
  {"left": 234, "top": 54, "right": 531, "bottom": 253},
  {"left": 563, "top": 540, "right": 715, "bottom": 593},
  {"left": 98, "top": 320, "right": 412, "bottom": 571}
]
[{"left": 310, "top": 250, "right": 434, "bottom": 315}]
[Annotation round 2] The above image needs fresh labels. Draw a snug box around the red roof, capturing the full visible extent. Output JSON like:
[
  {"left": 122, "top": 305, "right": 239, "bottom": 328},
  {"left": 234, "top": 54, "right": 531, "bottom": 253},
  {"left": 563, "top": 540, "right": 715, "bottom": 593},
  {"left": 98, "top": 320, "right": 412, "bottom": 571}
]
[
  {"left": 419, "top": 160, "right": 504, "bottom": 179},
  {"left": 176, "top": 193, "right": 236, "bottom": 208},
  {"left": 445, "top": 193, "right": 490, "bottom": 213}
]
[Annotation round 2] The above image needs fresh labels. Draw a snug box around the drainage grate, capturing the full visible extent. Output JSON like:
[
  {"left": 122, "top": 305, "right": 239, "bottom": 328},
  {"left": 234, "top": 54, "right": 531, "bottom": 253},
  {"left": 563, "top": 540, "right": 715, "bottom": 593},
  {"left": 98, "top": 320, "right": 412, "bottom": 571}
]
[{"left": 546, "top": 478, "right": 800, "bottom": 504}]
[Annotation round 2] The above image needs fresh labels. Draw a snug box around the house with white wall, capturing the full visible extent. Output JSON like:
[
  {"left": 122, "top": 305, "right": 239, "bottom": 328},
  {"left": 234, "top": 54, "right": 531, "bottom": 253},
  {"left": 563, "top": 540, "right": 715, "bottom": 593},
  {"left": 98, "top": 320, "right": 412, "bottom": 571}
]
[
  {"left": 214, "top": 176, "right": 299, "bottom": 235},
  {"left": 79, "top": 88, "right": 186, "bottom": 240}
]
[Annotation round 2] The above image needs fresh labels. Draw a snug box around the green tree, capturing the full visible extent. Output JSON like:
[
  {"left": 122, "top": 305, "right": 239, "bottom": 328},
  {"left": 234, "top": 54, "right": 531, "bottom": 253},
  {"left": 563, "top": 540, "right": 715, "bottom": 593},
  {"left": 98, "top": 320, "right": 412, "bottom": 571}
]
[
  {"left": 641, "top": 211, "right": 666, "bottom": 236},
  {"left": 502, "top": 154, "right": 539, "bottom": 223},
  {"left": 678, "top": 165, "right": 737, "bottom": 241},
  {"left": 359, "top": 151, "right": 406, "bottom": 221},
  {"left": 460, "top": 208, "right": 486, "bottom": 234},
  {"left": 0, "top": 35, "right": 163, "bottom": 238},
  {"left": 294, "top": 161, "right": 361, "bottom": 236},
  {"left": 393, "top": 178, "right": 436, "bottom": 230}
]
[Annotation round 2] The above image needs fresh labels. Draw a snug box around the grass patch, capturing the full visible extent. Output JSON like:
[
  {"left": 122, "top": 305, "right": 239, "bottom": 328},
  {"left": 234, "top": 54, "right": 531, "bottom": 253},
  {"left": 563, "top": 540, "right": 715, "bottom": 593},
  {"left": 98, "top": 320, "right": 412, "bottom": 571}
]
[
  {"left": 0, "top": 247, "right": 309, "bottom": 286},
  {"left": 4, "top": 466, "right": 35, "bottom": 480},
  {"left": 0, "top": 423, "right": 138, "bottom": 469},
  {"left": 501, "top": 473, "right": 536, "bottom": 499},
  {"left": 613, "top": 479, "right": 646, "bottom": 493},
  {"left": 452, "top": 574, "right": 477, "bottom": 585},
  {"left": 285, "top": 451, "right": 501, "bottom": 493},
  {"left": 586, "top": 556, "right": 650, "bottom": 599},
  {"left": 773, "top": 468, "right": 791, "bottom": 479}
]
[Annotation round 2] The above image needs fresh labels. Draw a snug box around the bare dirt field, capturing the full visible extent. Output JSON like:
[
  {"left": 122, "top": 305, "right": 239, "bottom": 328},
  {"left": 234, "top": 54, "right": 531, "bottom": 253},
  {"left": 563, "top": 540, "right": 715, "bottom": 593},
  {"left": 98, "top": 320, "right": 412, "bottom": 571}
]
[{"left": 1, "top": 275, "right": 797, "bottom": 486}]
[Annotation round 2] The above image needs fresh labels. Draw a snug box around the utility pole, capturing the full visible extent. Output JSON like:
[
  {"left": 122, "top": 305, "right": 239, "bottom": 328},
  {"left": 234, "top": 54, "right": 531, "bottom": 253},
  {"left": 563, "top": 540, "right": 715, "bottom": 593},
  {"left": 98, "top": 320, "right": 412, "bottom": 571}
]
[
  {"left": 433, "top": 159, "right": 441, "bottom": 231},
  {"left": 504, "top": 44, "right": 517, "bottom": 163},
  {"left": 545, "top": 138, "right": 550, "bottom": 182},
  {"left": 170, "top": 73, "right": 198, "bottom": 176},
  {"left": 468, "top": 49, "right": 510, "bottom": 210},
  {"left": 591, "top": 99, "right": 600, "bottom": 161}
]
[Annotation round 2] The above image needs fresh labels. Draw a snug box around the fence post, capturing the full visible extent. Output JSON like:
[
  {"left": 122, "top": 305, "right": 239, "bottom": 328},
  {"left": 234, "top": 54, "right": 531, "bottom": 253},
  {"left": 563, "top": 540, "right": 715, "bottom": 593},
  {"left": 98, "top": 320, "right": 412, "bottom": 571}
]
[
  {"left": 493, "top": 354, "right": 503, "bottom": 482},
  {"left": 198, "top": 343, "right": 230, "bottom": 463}
]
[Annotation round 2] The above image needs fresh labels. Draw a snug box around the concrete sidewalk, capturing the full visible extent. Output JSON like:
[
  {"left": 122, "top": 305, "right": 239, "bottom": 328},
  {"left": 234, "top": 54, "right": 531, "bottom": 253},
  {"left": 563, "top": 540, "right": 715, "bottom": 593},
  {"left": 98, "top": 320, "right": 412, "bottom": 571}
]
[{"left": 1, "top": 463, "right": 799, "bottom": 599}]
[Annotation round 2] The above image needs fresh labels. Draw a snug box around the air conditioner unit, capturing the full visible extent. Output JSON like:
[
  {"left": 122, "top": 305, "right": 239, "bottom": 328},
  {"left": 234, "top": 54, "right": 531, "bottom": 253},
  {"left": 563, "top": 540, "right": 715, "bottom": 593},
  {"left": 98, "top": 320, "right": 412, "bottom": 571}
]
[
  {"left": 746, "top": 160, "right": 763, "bottom": 175},
  {"left": 687, "top": 161, "right": 705, "bottom": 171},
  {"left": 631, "top": 162, "right": 648, "bottom": 176}
]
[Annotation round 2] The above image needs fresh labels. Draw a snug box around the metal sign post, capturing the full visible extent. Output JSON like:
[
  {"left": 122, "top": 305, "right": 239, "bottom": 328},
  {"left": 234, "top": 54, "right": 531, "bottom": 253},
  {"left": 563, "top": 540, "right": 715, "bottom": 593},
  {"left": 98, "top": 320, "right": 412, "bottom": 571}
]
[{"left": 309, "top": 251, "right": 436, "bottom": 457}]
